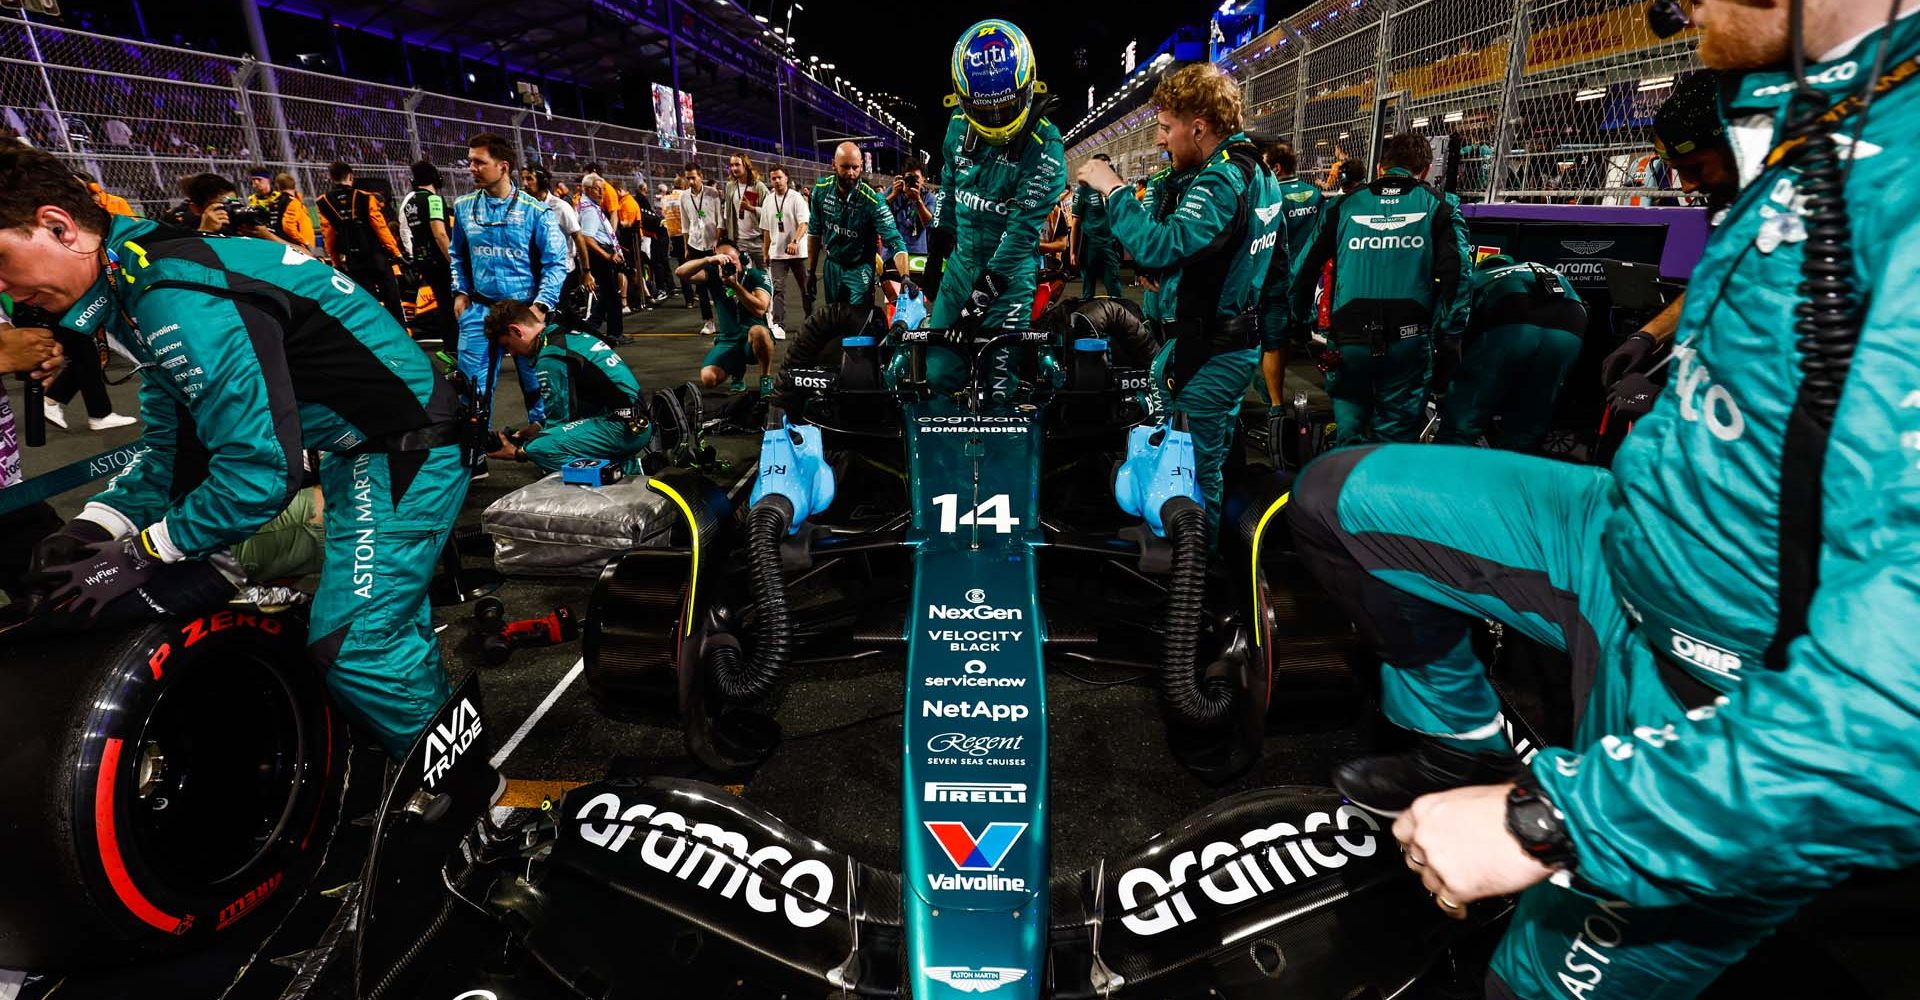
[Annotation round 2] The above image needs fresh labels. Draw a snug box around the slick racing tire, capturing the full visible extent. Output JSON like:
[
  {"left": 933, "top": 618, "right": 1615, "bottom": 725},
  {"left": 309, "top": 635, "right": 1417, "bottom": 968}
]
[{"left": 0, "top": 610, "right": 344, "bottom": 970}]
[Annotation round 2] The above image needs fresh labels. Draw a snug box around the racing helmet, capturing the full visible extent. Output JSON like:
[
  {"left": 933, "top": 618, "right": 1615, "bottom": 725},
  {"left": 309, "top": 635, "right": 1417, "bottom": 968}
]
[{"left": 949, "top": 19, "right": 1038, "bottom": 145}]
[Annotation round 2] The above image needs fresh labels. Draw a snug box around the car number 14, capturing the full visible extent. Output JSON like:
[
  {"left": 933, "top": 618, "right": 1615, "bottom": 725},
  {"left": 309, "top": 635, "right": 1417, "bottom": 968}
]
[{"left": 931, "top": 494, "right": 1019, "bottom": 534}]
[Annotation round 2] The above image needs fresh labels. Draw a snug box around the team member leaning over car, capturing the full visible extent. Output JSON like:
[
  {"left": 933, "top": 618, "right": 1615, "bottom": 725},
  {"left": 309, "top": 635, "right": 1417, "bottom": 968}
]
[
  {"left": 481, "top": 300, "right": 652, "bottom": 473},
  {"left": 1288, "top": 133, "right": 1471, "bottom": 445},
  {"left": 0, "top": 141, "right": 467, "bottom": 759},
  {"left": 1432, "top": 253, "right": 1586, "bottom": 453},
  {"left": 1289, "top": 4, "right": 1920, "bottom": 998},
  {"left": 1077, "top": 61, "right": 1283, "bottom": 538}
]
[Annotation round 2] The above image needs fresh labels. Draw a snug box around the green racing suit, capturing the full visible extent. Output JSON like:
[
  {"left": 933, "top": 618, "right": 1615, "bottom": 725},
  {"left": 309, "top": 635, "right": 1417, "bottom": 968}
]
[
  {"left": 1288, "top": 15, "right": 1920, "bottom": 998},
  {"left": 1072, "top": 182, "right": 1122, "bottom": 298},
  {"left": 927, "top": 110, "right": 1066, "bottom": 333},
  {"left": 1107, "top": 133, "right": 1283, "bottom": 536},
  {"left": 1289, "top": 166, "right": 1471, "bottom": 444},
  {"left": 810, "top": 177, "right": 906, "bottom": 307},
  {"left": 58, "top": 217, "right": 466, "bottom": 757},
  {"left": 523, "top": 325, "right": 652, "bottom": 473}
]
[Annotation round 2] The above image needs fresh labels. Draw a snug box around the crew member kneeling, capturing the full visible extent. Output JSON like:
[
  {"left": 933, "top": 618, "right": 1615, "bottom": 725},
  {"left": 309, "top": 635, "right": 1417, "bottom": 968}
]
[
  {"left": 1433, "top": 254, "right": 1585, "bottom": 453},
  {"left": 482, "top": 300, "right": 652, "bottom": 472},
  {"left": 0, "top": 143, "right": 466, "bottom": 759}
]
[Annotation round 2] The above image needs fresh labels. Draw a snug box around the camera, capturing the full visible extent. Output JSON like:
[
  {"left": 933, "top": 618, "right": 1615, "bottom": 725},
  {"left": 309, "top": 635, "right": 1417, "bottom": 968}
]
[
  {"left": 906, "top": 173, "right": 920, "bottom": 189},
  {"left": 216, "top": 197, "right": 271, "bottom": 232},
  {"left": 709, "top": 255, "right": 739, "bottom": 283}
]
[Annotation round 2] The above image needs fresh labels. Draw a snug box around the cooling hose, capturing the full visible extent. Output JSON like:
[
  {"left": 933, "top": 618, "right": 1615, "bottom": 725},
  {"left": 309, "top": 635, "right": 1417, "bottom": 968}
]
[
  {"left": 1160, "top": 495, "right": 1234, "bottom": 727},
  {"left": 710, "top": 495, "right": 794, "bottom": 701}
]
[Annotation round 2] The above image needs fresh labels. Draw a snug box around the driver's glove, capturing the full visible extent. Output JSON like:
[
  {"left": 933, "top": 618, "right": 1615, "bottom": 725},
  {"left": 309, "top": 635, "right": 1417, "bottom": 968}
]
[
  {"left": 957, "top": 271, "right": 1005, "bottom": 329},
  {"left": 900, "top": 275, "right": 920, "bottom": 300}
]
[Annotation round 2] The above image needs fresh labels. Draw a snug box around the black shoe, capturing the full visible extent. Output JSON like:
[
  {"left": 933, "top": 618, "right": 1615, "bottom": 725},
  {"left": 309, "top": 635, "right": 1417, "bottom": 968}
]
[{"left": 1333, "top": 736, "right": 1524, "bottom": 817}]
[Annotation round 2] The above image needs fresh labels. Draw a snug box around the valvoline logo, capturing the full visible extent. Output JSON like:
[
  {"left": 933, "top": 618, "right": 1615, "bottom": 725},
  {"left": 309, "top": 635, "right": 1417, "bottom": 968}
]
[{"left": 925, "top": 821, "right": 1026, "bottom": 871}]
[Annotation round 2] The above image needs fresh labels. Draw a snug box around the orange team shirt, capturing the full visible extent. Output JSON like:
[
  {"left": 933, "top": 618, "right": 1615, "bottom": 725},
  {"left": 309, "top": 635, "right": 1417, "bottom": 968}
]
[
  {"left": 618, "top": 191, "right": 642, "bottom": 227},
  {"left": 663, "top": 196, "right": 683, "bottom": 237}
]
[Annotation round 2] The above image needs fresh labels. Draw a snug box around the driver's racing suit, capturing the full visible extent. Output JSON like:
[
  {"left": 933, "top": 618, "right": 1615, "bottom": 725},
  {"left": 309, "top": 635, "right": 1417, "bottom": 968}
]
[
  {"left": 1107, "top": 134, "right": 1283, "bottom": 536},
  {"left": 448, "top": 185, "right": 569, "bottom": 425},
  {"left": 1288, "top": 16, "right": 1920, "bottom": 997},
  {"left": 523, "top": 324, "right": 651, "bottom": 473},
  {"left": 927, "top": 110, "right": 1067, "bottom": 333},
  {"left": 58, "top": 216, "right": 467, "bottom": 757}
]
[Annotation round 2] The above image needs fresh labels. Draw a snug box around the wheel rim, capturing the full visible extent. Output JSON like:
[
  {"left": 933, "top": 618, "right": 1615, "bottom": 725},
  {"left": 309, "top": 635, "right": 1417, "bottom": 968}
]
[{"left": 128, "top": 653, "right": 305, "bottom": 887}]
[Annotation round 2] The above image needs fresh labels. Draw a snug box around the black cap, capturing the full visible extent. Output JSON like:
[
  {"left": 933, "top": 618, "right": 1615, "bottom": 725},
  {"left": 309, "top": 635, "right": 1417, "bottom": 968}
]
[{"left": 1653, "top": 72, "right": 1726, "bottom": 160}]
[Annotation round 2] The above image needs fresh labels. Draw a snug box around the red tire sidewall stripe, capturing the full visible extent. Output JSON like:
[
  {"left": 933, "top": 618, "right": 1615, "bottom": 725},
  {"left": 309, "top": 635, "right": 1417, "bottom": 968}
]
[{"left": 93, "top": 737, "right": 185, "bottom": 934}]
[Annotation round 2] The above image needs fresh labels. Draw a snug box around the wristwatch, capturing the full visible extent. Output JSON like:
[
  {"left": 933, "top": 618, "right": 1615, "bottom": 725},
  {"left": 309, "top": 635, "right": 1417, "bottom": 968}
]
[{"left": 1506, "top": 774, "right": 1578, "bottom": 870}]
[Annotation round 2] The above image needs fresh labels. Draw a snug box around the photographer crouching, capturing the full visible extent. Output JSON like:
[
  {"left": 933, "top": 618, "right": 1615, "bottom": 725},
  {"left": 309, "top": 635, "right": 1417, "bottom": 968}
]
[
  {"left": 0, "top": 142, "right": 467, "bottom": 760},
  {"left": 675, "top": 237, "right": 775, "bottom": 396}
]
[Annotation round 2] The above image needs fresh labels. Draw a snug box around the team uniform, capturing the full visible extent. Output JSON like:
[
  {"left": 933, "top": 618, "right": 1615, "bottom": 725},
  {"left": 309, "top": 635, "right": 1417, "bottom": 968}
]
[
  {"left": 447, "top": 185, "right": 569, "bottom": 426},
  {"left": 1434, "top": 257, "right": 1586, "bottom": 452},
  {"left": 523, "top": 325, "right": 651, "bottom": 473},
  {"left": 1106, "top": 134, "right": 1283, "bottom": 535},
  {"left": 809, "top": 177, "right": 906, "bottom": 307},
  {"left": 316, "top": 183, "right": 406, "bottom": 322},
  {"left": 701, "top": 265, "right": 773, "bottom": 381},
  {"left": 398, "top": 186, "right": 454, "bottom": 344},
  {"left": 926, "top": 111, "right": 1066, "bottom": 333},
  {"left": 55, "top": 217, "right": 466, "bottom": 757},
  {"left": 1262, "top": 175, "right": 1324, "bottom": 356},
  {"left": 1071, "top": 180, "right": 1122, "bottom": 298},
  {"left": 1290, "top": 16, "right": 1920, "bottom": 998},
  {"left": 1289, "top": 166, "right": 1471, "bottom": 444}
]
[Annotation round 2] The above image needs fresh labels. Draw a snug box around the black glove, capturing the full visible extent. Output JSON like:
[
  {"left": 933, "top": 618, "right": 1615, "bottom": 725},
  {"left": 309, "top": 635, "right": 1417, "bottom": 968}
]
[
  {"left": 36, "top": 529, "right": 165, "bottom": 618},
  {"left": 958, "top": 271, "right": 1006, "bottom": 329},
  {"left": 1431, "top": 336, "right": 1462, "bottom": 390},
  {"left": 1606, "top": 372, "right": 1660, "bottom": 418},
  {"left": 29, "top": 518, "right": 113, "bottom": 578},
  {"left": 900, "top": 275, "right": 920, "bottom": 300},
  {"left": 1600, "top": 330, "right": 1657, "bottom": 389}
]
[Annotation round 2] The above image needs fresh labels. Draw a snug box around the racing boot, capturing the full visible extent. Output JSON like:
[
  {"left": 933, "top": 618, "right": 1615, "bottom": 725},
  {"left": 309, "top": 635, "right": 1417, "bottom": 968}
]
[{"left": 1333, "top": 735, "right": 1525, "bottom": 817}]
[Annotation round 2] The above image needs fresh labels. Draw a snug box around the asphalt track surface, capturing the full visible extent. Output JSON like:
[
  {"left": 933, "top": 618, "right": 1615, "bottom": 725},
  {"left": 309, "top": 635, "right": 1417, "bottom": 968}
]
[{"left": 9, "top": 285, "right": 1917, "bottom": 999}]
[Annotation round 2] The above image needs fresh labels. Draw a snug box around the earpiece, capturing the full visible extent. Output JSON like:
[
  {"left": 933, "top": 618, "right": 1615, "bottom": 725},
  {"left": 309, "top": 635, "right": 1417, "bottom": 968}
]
[{"left": 50, "top": 224, "right": 66, "bottom": 238}]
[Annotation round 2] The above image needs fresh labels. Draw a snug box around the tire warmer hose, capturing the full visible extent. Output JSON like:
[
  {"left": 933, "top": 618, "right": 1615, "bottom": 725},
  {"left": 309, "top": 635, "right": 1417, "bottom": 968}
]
[
  {"left": 710, "top": 496, "right": 794, "bottom": 701},
  {"left": 1160, "top": 496, "right": 1234, "bottom": 727}
]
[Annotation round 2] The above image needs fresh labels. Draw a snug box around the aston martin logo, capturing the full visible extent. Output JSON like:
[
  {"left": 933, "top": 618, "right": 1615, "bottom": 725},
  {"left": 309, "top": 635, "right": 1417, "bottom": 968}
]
[
  {"left": 1561, "top": 240, "right": 1615, "bottom": 255},
  {"left": 1352, "top": 212, "right": 1425, "bottom": 232},
  {"left": 1254, "top": 203, "right": 1284, "bottom": 224},
  {"left": 924, "top": 967, "right": 1029, "bottom": 993}
]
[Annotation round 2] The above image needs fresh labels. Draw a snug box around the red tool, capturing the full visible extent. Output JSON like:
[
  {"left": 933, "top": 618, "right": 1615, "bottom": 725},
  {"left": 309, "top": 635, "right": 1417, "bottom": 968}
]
[{"left": 473, "top": 597, "right": 579, "bottom": 665}]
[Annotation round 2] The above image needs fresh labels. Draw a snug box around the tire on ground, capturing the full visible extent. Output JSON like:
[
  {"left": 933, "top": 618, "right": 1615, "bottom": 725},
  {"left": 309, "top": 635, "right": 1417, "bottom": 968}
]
[{"left": 0, "top": 610, "right": 344, "bottom": 970}]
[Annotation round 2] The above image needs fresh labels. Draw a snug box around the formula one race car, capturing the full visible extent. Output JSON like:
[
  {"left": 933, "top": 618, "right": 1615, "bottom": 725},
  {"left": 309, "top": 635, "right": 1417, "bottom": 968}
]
[{"left": 344, "top": 301, "right": 1502, "bottom": 999}]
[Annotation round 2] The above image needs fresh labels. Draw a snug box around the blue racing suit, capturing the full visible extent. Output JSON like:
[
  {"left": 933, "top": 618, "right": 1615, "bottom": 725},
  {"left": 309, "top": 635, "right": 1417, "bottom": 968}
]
[
  {"left": 1289, "top": 16, "right": 1920, "bottom": 998},
  {"left": 448, "top": 184, "right": 569, "bottom": 425},
  {"left": 57, "top": 217, "right": 467, "bottom": 757}
]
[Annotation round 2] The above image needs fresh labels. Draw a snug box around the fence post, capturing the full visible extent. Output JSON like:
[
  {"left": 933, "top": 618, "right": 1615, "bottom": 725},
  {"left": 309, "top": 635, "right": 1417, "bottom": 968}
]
[
  {"left": 1488, "top": 0, "right": 1533, "bottom": 202},
  {"left": 404, "top": 89, "right": 425, "bottom": 161},
  {"left": 19, "top": 12, "right": 76, "bottom": 154},
  {"left": 232, "top": 61, "right": 267, "bottom": 167},
  {"left": 1288, "top": 21, "right": 1310, "bottom": 153},
  {"left": 512, "top": 109, "right": 531, "bottom": 167},
  {"left": 1364, "top": 0, "right": 1398, "bottom": 155},
  {"left": 586, "top": 122, "right": 600, "bottom": 166}
]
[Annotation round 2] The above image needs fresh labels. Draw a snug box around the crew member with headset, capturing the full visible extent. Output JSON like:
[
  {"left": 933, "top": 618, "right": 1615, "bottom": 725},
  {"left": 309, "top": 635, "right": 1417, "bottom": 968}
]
[
  {"left": 247, "top": 167, "right": 313, "bottom": 254},
  {"left": 929, "top": 19, "right": 1066, "bottom": 347},
  {"left": 481, "top": 299, "right": 651, "bottom": 473},
  {"left": 316, "top": 160, "right": 408, "bottom": 322},
  {"left": 807, "top": 141, "right": 911, "bottom": 310},
  {"left": 398, "top": 159, "right": 455, "bottom": 346},
  {"left": 448, "top": 132, "right": 569, "bottom": 473},
  {"left": 1288, "top": 134, "right": 1471, "bottom": 446},
  {"left": 1432, "top": 254, "right": 1585, "bottom": 453},
  {"left": 1079, "top": 61, "right": 1283, "bottom": 537},
  {"left": 1287, "top": 3, "right": 1920, "bottom": 997},
  {"left": 1, "top": 142, "right": 466, "bottom": 759}
]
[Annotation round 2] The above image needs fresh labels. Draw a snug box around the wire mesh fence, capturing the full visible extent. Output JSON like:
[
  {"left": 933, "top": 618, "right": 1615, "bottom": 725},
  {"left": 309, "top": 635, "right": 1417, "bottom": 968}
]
[
  {"left": 0, "top": 12, "right": 836, "bottom": 219},
  {"left": 1068, "top": 0, "right": 1703, "bottom": 206}
]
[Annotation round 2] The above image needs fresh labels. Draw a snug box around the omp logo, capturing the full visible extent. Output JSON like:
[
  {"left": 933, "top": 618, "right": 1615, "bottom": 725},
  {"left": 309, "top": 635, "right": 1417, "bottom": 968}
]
[
  {"left": 926, "top": 781, "right": 1028, "bottom": 804},
  {"left": 928, "top": 603, "right": 1024, "bottom": 620},
  {"left": 924, "top": 967, "right": 1029, "bottom": 994},
  {"left": 1117, "top": 806, "right": 1381, "bottom": 936},
  {"left": 1669, "top": 630, "right": 1742, "bottom": 680},
  {"left": 1254, "top": 203, "right": 1284, "bottom": 225},
  {"left": 421, "top": 698, "right": 483, "bottom": 789},
  {"left": 922, "top": 699, "right": 1030, "bottom": 723},
  {"left": 574, "top": 792, "right": 836, "bottom": 928},
  {"left": 926, "top": 821, "right": 1026, "bottom": 871},
  {"left": 71, "top": 295, "right": 109, "bottom": 329},
  {"left": 1752, "top": 61, "right": 1855, "bottom": 98},
  {"left": 1353, "top": 212, "right": 1425, "bottom": 232},
  {"left": 1561, "top": 240, "right": 1615, "bottom": 255},
  {"left": 1348, "top": 235, "right": 1425, "bottom": 250}
]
